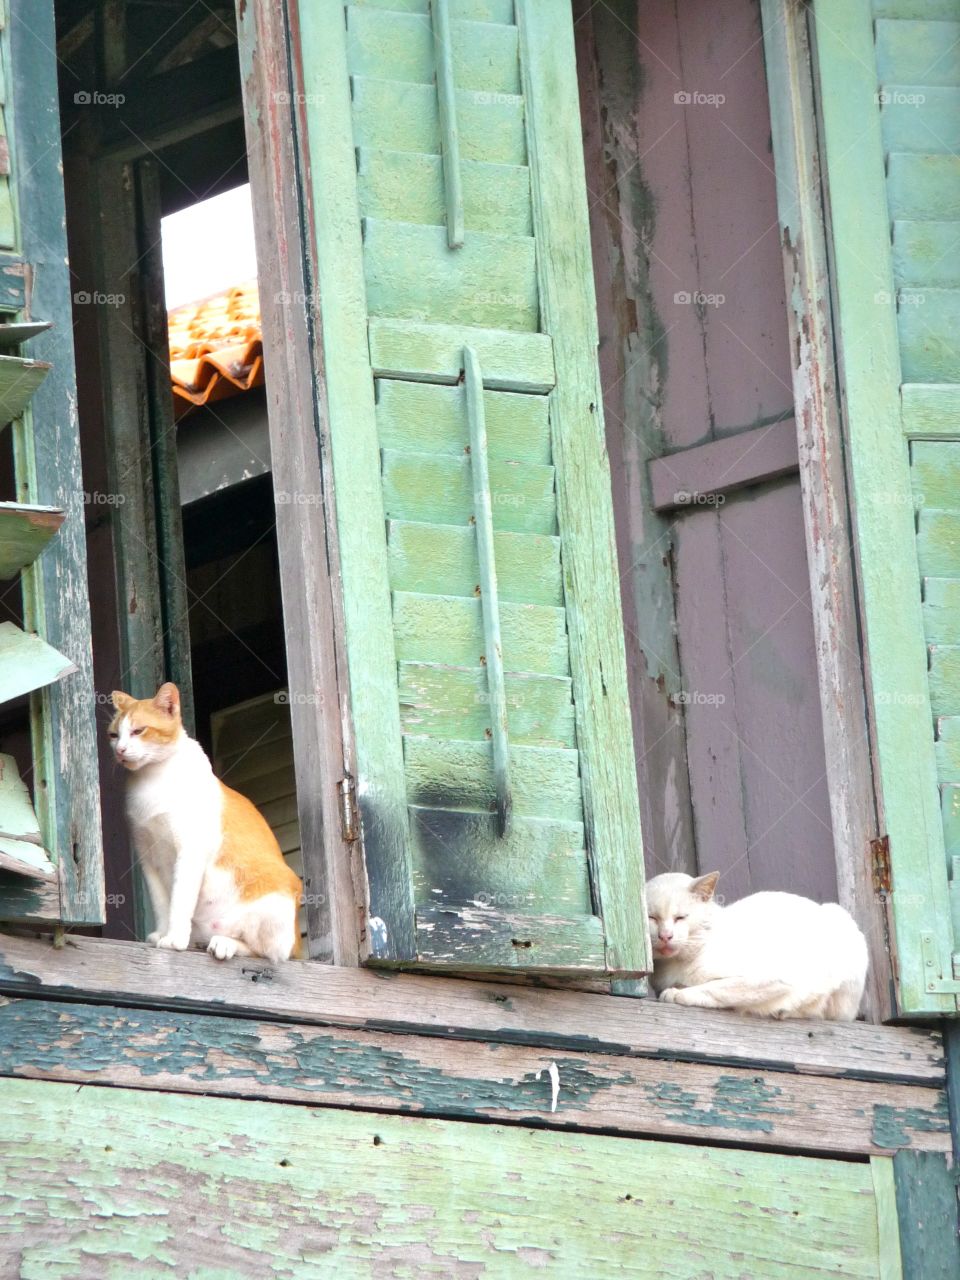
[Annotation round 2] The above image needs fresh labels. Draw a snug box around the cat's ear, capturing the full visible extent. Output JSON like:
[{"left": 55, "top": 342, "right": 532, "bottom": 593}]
[
  {"left": 110, "top": 691, "right": 134, "bottom": 713},
  {"left": 153, "top": 682, "right": 180, "bottom": 717},
  {"left": 690, "top": 871, "right": 720, "bottom": 901}
]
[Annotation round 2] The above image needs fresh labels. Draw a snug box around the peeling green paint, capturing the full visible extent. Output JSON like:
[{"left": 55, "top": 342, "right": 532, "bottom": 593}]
[
  {"left": 872, "top": 1099, "right": 951, "bottom": 1150},
  {"left": 644, "top": 1074, "right": 794, "bottom": 1135}
]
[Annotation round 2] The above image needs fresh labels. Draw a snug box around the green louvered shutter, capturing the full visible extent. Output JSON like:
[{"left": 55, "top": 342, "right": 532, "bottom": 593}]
[
  {"left": 289, "top": 0, "right": 648, "bottom": 973},
  {"left": 814, "top": 0, "right": 960, "bottom": 1014},
  {"left": 0, "top": 0, "right": 102, "bottom": 924}
]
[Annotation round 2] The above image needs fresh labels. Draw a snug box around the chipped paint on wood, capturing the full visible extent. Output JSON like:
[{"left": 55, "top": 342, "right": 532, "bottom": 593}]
[
  {"left": 0, "top": 932, "right": 946, "bottom": 1086},
  {"left": 0, "top": 1077, "right": 896, "bottom": 1277},
  {"left": 0, "top": 997, "right": 949, "bottom": 1158}
]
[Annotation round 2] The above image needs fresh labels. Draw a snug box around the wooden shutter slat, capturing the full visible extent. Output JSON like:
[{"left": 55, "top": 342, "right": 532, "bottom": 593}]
[
  {"left": 923, "top": 578, "right": 960, "bottom": 643},
  {"left": 346, "top": 7, "right": 521, "bottom": 94},
  {"left": 387, "top": 519, "right": 562, "bottom": 605},
  {"left": 351, "top": 0, "right": 515, "bottom": 23},
  {"left": 0, "top": 622, "right": 75, "bottom": 704},
  {"left": 357, "top": 150, "right": 532, "bottom": 235},
  {"left": 398, "top": 662, "right": 575, "bottom": 747},
  {"left": 0, "top": 356, "right": 51, "bottom": 426},
  {"left": 382, "top": 446, "right": 556, "bottom": 535},
  {"left": 902, "top": 384, "right": 960, "bottom": 434},
  {"left": 377, "top": 379, "right": 550, "bottom": 461},
  {"left": 899, "top": 289, "right": 960, "bottom": 380},
  {"left": 0, "top": 503, "right": 63, "bottom": 577},
  {"left": 363, "top": 220, "right": 539, "bottom": 331},
  {"left": 881, "top": 85, "right": 960, "bottom": 152},
  {"left": 416, "top": 905, "right": 605, "bottom": 969},
  {"left": 409, "top": 805, "right": 590, "bottom": 912},
  {"left": 888, "top": 153, "right": 960, "bottom": 221},
  {"left": 893, "top": 221, "right": 960, "bottom": 286},
  {"left": 393, "top": 592, "right": 570, "bottom": 675},
  {"left": 876, "top": 18, "right": 960, "bottom": 86},
  {"left": 369, "top": 319, "right": 554, "bottom": 389},
  {"left": 351, "top": 77, "right": 527, "bottom": 165},
  {"left": 403, "top": 736, "right": 582, "bottom": 823},
  {"left": 0, "top": 754, "right": 54, "bottom": 882}
]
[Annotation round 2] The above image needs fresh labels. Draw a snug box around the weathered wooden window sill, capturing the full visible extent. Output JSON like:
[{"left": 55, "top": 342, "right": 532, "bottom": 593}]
[{"left": 0, "top": 931, "right": 948, "bottom": 1160}]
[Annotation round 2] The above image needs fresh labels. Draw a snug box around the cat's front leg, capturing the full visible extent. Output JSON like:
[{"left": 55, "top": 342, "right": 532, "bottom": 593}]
[
  {"left": 139, "top": 860, "right": 170, "bottom": 945},
  {"left": 155, "top": 845, "right": 208, "bottom": 951}
]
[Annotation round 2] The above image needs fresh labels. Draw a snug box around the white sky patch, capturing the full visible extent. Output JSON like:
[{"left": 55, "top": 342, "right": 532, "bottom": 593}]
[{"left": 161, "top": 184, "right": 257, "bottom": 311}]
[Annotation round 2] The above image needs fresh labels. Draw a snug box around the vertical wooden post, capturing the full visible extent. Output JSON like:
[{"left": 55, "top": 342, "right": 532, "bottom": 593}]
[
  {"left": 761, "top": 0, "right": 892, "bottom": 1021},
  {"left": 236, "top": 0, "right": 363, "bottom": 964}
]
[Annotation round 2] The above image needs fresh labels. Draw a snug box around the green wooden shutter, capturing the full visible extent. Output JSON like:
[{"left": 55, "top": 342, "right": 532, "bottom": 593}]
[
  {"left": 293, "top": 0, "right": 648, "bottom": 973},
  {"left": 0, "top": 0, "right": 103, "bottom": 924},
  {"left": 814, "top": 0, "right": 960, "bottom": 1013}
]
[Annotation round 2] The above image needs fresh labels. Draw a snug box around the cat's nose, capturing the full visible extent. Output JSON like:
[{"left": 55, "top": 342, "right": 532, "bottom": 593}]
[{"left": 659, "top": 929, "right": 673, "bottom": 942}]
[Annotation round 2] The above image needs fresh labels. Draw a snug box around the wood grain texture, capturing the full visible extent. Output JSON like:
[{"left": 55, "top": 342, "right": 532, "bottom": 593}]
[
  {"left": 5, "top": 0, "right": 103, "bottom": 926},
  {"left": 237, "top": 0, "right": 363, "bottom": 964},
  {"left": 294, "top": 0, "right": 416, "bottom": 961},
  {"left": 0, "top": 622, "right": 75, "bottom": 705},
  {"left": 892, "top": 1149, "right": 960, "bottom": 1280},
  {"left": 0, "top": 1076, "right": 896, "bottom": 1277},
  {"left": 814, "top": 0, "right": 957, "bottom": 1014},
  {"left": 518, "top": 0, "right": 648, "bottom": 975},
  {"left": 648, "top": 417, "right": 799, "bottom": 512},
  {"left": 763, "top": 0, "right": 892, "bottom": 1019},
  {"left": 0, "top": 996, "right": 949, "bottom": 1158},
  {"left": 0, "top": 933, "right": 944, "bottom": 1085}
]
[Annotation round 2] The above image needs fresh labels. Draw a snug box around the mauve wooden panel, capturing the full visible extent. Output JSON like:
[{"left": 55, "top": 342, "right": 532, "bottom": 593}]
[{"left": 578, "top": 0, "right": 833, "bottom": 903}]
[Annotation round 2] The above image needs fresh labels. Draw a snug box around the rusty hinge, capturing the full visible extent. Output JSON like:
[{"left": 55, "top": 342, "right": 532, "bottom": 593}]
[
  {"left": 871, "top": 835, "right": 892, "bottom": 896},
  {"left": 338, "top": 775, "right": 359, "bottom": 843}
]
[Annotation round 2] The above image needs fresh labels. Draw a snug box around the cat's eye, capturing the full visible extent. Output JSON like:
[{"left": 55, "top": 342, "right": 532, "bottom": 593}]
[
  {"left": 131, "top": 727, "right": 145, "bottom": 737},
  {"left": 675, "top": 914, "right": 687, "bottom": 922},
  {"left": 108, "top": 731, "right": 118, "bottom": 740}
]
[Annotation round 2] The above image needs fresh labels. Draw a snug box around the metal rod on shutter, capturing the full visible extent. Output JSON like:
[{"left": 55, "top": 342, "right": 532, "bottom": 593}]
[
  {"left": 464, "top": 345, "right": 512, "bottom": 836},
  {"left": 431, "top": 0, "right": 465, "bottom": 249}
]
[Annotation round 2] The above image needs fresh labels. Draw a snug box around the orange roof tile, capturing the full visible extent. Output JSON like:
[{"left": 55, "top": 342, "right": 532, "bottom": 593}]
[{"left": 168, "top": 280, "right": 264, "bottom": 419}]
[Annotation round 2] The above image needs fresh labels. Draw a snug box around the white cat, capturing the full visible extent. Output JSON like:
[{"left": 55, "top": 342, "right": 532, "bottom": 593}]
[{"left": 646, "top": 871, "right": 868, "bottom": 1020}]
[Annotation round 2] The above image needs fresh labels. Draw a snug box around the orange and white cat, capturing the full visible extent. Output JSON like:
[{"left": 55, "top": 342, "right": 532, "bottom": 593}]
[{"left": 109, "top": 683, "right": 301, "bottom": 964}]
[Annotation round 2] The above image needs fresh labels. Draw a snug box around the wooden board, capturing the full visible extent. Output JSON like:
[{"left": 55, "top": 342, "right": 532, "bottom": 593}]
[
  {"left": 0, "top": 1076, "right": 899, "bottom": 1277},
  {"left": 0, "top": 997, "right": 949, "bottom": 1159},
  {"left": 0, "top": 933, "right": 944, "bottom": 1085},
  {"left": 0, "top": 354, "right": 49, "bottom": 427},
  {"left": 0, "top": 754, "right": 54, "bottom": 881},
  {"left": 0, "top": 502, "right": 63, "bottom": 577},
  {"left": 0, "top": 621, "right": 75, "bottom": 704}
]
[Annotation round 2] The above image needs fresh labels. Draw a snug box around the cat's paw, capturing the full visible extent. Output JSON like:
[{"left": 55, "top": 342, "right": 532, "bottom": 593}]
[
  {"left": 208, "top": 934, "right": 240, "bottom": 961},
  {"left": 658, "top": 987, "right": 682, "bottom": 1003},
  {"left": 154, "top": 930, "right": 190, "bottom": 951},
  {"left": 146, "top": 931, "right": 161, "bottom": 945}
]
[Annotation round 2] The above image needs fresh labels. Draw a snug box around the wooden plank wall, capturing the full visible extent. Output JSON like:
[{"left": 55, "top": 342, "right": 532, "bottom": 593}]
[{"left": 575, "top": 0, "right": 839, "bottom": 904}]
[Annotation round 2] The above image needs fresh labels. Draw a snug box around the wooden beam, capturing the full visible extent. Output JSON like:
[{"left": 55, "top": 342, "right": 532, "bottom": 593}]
[
  {"left": 236, "top": 0, "right": 362, "bottom": 965},
  {"left": 648, "top": 418, "right": 799, "bottom": 512},
  {"left": 9, "top": 0, "right": 104, "bottom": 927},
  {"left": 0, "top": 933, "right": 943, "bottom": 1085},
  {"left": 892, "top": 1150, "right": 960, "bottom": 1279},
  {"left": 90, "top": 47, "right": 243, "bottom": 160},
  {"left": 0, "top": 1076, "right": 891, "bottom": 1277},
  {"left": 762, "top": 0, "right": 893, "bottom": 1020},
  {"left": 0, "top": 995, "right": 949, "bottom": 1158}
]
